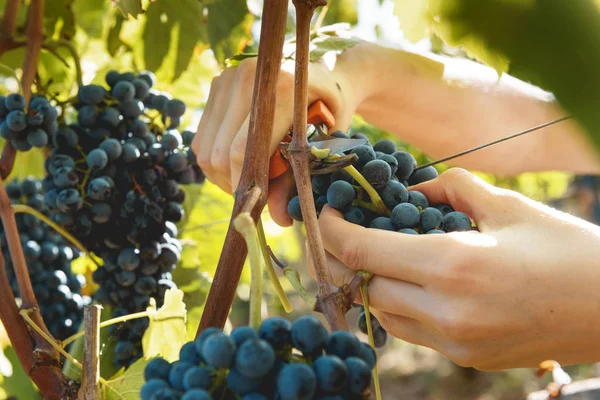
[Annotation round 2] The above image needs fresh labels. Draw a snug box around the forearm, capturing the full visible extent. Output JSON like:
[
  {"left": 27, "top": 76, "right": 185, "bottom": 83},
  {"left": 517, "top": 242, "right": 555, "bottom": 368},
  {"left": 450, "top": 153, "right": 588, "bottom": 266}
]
[{"left": 345, "top": 43, "right": 600, "bottom": 175}]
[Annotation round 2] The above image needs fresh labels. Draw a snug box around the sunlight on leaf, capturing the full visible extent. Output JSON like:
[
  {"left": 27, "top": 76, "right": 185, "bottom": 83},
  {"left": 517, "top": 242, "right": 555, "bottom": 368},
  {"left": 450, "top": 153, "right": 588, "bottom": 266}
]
[
  {"left": 115, "top": 0, "right": 145, "bottom": 19},
  {"left": 142, "top": 289, "right": 187, "bottom": 362},
  {"left": 103, "top": 356, "right": 149, "bottom": 400}
]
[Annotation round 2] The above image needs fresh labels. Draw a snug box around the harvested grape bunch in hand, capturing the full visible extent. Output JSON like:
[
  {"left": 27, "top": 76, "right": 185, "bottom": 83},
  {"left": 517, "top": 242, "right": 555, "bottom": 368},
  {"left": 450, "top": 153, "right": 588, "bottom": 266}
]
[
  {"left": 2, "top": 178, "right": 90, "bottom": 341},
  {"left": 140, "top": 316, "right": 377, "bottom": 400},
  {"left": 287, "top": 133, "right": 477, "bottom": 346},
  {"left": 0, "top": 93, "right": 58, "bottom": 151}
]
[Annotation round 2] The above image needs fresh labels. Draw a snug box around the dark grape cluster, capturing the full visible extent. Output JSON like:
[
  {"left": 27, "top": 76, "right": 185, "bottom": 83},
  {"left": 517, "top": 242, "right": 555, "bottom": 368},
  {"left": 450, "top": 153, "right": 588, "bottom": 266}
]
[
  {"left": 39, "top": 70, "right": 204, "bottom": 367},
  {"left": 287, "top": 133, "right": 477, "bottom": 346},
  {"left": 0, "top": 93, "right": 58, "bottom": 151},
  {"left": 141, "top": 316, "right": 377, "bottom": 400},
  {"left": 2, "top": 178, "right": 90, "bottom": 340}
]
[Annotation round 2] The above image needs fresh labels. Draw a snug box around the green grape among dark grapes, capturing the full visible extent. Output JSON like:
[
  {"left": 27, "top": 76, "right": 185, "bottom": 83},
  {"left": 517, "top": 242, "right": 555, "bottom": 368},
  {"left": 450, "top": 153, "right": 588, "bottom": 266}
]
[{"left": 140, "top": 316, "right": 377, "bottom": 400}]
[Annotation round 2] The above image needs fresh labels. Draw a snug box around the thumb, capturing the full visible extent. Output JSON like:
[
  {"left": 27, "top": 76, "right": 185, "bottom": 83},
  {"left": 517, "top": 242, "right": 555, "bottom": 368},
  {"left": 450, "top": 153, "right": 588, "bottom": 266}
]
[{"left": 409, "top": 167, "right": 520, "bottom": 230}]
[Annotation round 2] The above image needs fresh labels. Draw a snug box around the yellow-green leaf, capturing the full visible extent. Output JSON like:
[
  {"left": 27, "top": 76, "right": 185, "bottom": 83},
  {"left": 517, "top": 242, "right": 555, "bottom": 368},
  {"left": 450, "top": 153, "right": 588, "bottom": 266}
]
[
  {"left": 141, "top": 289, "right": 187, "bottom": 362},
  {"left": 103, "top": 356, "right": 149, "bottom": 400}
]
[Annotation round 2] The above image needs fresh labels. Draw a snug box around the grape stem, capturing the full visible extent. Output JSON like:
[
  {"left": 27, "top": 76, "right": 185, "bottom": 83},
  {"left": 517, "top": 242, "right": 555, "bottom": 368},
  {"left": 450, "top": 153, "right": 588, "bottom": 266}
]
[
  {"left": 197, "top": 0, "right": 288, "bottom": 334},
  {"left": 11, "top": 204, "right": 102, "bottom": 268},
  {"left": 0, "top": 0, "right": 20, "bottom": 55},
  {"left": 233, "top": 212, "right": 263, "bottom": 330},
  {"left": 288, "top": 0, "right": 349, "bottom": 333},
  {"left": 257, "top": 218, "right": 293, "bottom": 313},
  {"left": 77, "top": 305, "right": 102, "bottom": 400},
  {"left": 359, "top": 284, "right": 382, "bottom": 400},
  {"left": 282, "top": 267, "right": 317, "bottom": 308}
]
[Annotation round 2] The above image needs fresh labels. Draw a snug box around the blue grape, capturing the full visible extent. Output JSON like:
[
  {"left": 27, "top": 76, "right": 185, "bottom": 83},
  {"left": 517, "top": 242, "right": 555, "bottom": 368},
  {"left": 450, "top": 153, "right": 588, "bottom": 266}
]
[
  {"left": 52, "top": 127, "right": 78, "bottom": 148},
  {"left": 120, "top": 71, "right": 136, "bottom": 82},
  {"left": 118, "top": 248, "right": 141, "bottom": 271},
  {"left": 369, "top": 216, "right": 395, "bottom": 231},
  {"left": 311, "top": 174, "right": 331, "bottom": 195},
  {"left": 179, "top": 341, "right": 201, "bottom": 364},
  {"left": 182, "top": 389, "right": 212, "bottom": 400},
  {"left": 373, "top": 139, "right": 396, "bottom": 154},
  {"left": 234, "top": 338, "right": 275, "bottom": 378},
  {"left": 6, "top": 110, "right": 26, "bottom": 131},
  {"left": 330, "top": 169, "right": 353, "bottom": 184},
  {"left": 316, "top": 195, "right": 328, "bottom": 213},
  {"left": 129, "top": 118, "right": 149, "bottom": 137},
  {"left": 56, "top": 189, "right": 82, "bottom": 212},
  {"left": 100, "top": 138, "right": 123, "bottom": 160},
  {"left": 0, "top": 122, "right": 17, "bottom": 140},
  {"left": 380, "top": 180, "right": 408, "bottom": 210},
  {"left": 114, "top": 340, "right": 135, "bottom": 360},
  {"left": 112, "top": 81, "right": 136, "bottom": 101},
  {"left": 5, "top": 94, "right": 26, "bottom": 111},
  {"left": 87, "top": 148, "right": 109, "bottom": 170},
  {"left": 350, "top": 132, "right": 370, "bottom": 144},
  {"left": 98, "top": 107, "right": 121, "bottom": 128},
  {"left": 115, "top": 270, "right": 136, "bottom": 286},
  {"left": 119, "top": 99, "right": 143, "bottom": 119},
  {"left": 377, "top": 153, "right": 398, "bottom": 176},
  {"left": 201, "top": 332, "right": 236, "bottom": 369},
  {"left": 168, "top": 361, "right": 195, "bottom": 390},
  {"left": 427, "top": 229, "right": 445, "bottom": 234},
  {"left": 134, "top": 276, "right": 157, "bottom": 295},
  {"left": 151, "top": 94, "right": 169, "bottom": 112},
  {"left": 132, "top": 78, "right": 150, "bottom": 99},
  {"left": 150, "top": 388, "right": 179, "bottom": 399},
  {"left": 391, "top": 203, "right": 420, "bottom": 229},
  {"left": 0, "top": 96, "right": 6, "bottom": 116},
  {"left": 23, "top": 240, "right": 41, "bottom": 261},
  {"left": 138, "top": 71, "right": 156, "bottom": 87},
  {"left": 160, "top": 130, "right": 183, "bottom": 151},
  {"left": 392, "top": 151, "right": 416, "bottom": 181},
  {"left": 343, "top": 206, "right": 365, "bottom": 225},
  {"left": 26, "top": 109, "right": 44, "bottom": 126},
  {"left": 230, "top": 326, "right": 258, "bottom": 347},
  {"left": 122, "top": 143, "right": 140, "bottom": 163},
  {"left": 276, "top": 363, "right": 317, "bottom": 400},
  {"left": 166, "top": 152, "right": 188, "bottom": 173},
  {"left": 344, "top": 357, "right": 372, "bottom": 394},
  {"left": 40, "top": 242, "right": 59, "bottom": 262},
  {"left": 11, "top": 138, "right": 31, "bottom": 151},
  {"left": 350, "top": 145, "right": 376, "bottom": 171},
  {"left": 106, "top": 70, "right": 121, "bottom": 87},
  {"left": 325, "top": 330, "right": 361, "bottom": 359},
  {"left": 259, "top": 317, "right": 291, "bottom": 350},
  {"left": 398, "top": 228, "right": 419, "bottom": 234},
  {"left": 53, "top": 167, "right": 78, "bottom": 188},
  {"left": 183, "top": 366, "right": 214, "bottom": 390},
  {"left": 435, "top": 203, "right": 454, "bottom": 215},
  {"left": 287, "top": 196, "right": 303, "bottom": 221},
  {"left": 361, "top": 159, "right": 391, "bottom": 190},
  {"left": 44, "top": 189, "right": 60, "bottom": 209},
  {"left": 408, "top": 190, "right": 429, "bottom": 210},
  {"left": 326, "top": 181, "right": 355, "bottom": 211},
  {"left": 408, "top": 165, "right": 439, "bottom": 185},
  {"left": 312, "top": 355, "right": 348, "bottom": 393},
  {"left": 165, "top": 99, "right": 186, "bottom": 118},
  {"left": 26, "top": 129, "right": 48, "bottom": 147},
  {"left": 87, "top": 177, "right": 113, "bottom": 201},
  {"left": 78, "top": 84, "right": 106, "bottom": 105},
  {"left": 442, "top": 211, "right": 472, "bottom": 232},
  {"left": 140, "top": 379, "right": 169, "bottom": 400},
  {"left": 420, "top": 207, "right": 443, "bottom": 232},
  {"left": 181, "top": 130, "right": 195, "bottom": 146},
  {"left": 77, "top": 105, "right": 98, "bottom": 127},
  {"left": 291, "top": 315, "right": 328, "bottom": 357},
  {"left": 330, "top": 130, "right": 349, "bottom": 139},
  {"left": 227, "top": 367, "right": 262, "bottom": 396}
]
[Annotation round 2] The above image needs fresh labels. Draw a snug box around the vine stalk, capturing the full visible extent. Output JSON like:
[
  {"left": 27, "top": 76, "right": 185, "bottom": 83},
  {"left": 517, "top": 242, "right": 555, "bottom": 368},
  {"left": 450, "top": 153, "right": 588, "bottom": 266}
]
[
  {"left": 197, "top": 0, "right": 289, "bottom": 334},
  {"left": 288, "top": 0, "right": 348, "bottom": 331}
]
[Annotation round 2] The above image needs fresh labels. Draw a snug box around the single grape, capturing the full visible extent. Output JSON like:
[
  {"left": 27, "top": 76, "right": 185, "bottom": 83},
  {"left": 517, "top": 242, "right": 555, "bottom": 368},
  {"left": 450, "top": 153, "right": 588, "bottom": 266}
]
[
  {"left": 380, "top": 180, "right": 408, "bottom": 210},
  {"left": 392, "top": 151, "right": 416, "bottom": 181},
  {"left": 144, "top": 358, "right": 172, "bottom": 381},
  {"left": 350, "top": 145, "right": 376, "bottom": 171},
  {"left": 86, "top": 148, "right": 109, "bottom": 170},
  {"left": 132, "top": 78, "right": 150, "bottom": 99},
  {"left": 23, "top": 240, "right": 41, "bottom": 261},
  {"left": 420, "top": 207, "right": 443, "bottom": 232},
  {"left": 77, "top": 105, "right": 98, "bottom": 127},
  {"left": 276, "top": 363, "right": 317, "bottom": 400},
  {"left": 391, "top": 203, "right": 420, "bottom": 229},
  {"left": 330, "top": 169, "right": 353, "bottom": 184},
  {"left": 134, "top": 276, "right": 157, "bottom": 295},
  {"left": 442, "top": 211, "right": 472, "bottom": 232},
  {"left": 408, "top": 190, "right": 429, "bottom": 210},
  {"left": 369, "top": 216, "right": 395, "bottom": 231},
  {"left": 344, "top": 357, "right": 372, "bottom": 394},
  {"left": 168, "top": 361, "right": 195, "bottom": 390},
  {"left": 138, "top": 71, "right": 156, "bottom": 87},
  {"left": 179, "top": 341, "right": 201, "bottom": 365},
  {"left": 350, "top": 132, "right": 370, "bottom": 143},
  {"left": 227, "top": 367, "right": 262, "bottom": 396},
  {"left": 373, "top": 325, "right": 388, "bottom": 347},
  {"left": 98, "top": 107, "right": 121, "bottom": 128},
  {"left": 311, "top": 174, "right": 331, "bottom": 195},
  {"left": 118, "top": 248, "right": 141, "bottom": 271},
  {"left": 161, "top": 130, "right": 183, "bottom": 151},
  {"left": 398, "top": 228, "right": 419, "bottom": 234},
  {"left": 287, "top": 196, "right": 303, "bottom": 221},
  {"left": 11, "top": 138, "right": 31, "bottom": 151},
  {"left": 259, "top": 317, "right": 292, "bottom": 351},
  {"left": 377, "top": 153, "right": 399, "bottom": 176},
  {"left": 326, "top": 330, "right": 361, "bottom": 359},
  {"left": 0, "top": 122, "right": 17, "bottom": 140},
  {"left": 361, "top": 159, "right": 391, "bottom": 190},
  {"left": 122, "top": 143, "right": 140, "bottom": 163},
  {"left": 291, "top": 315, "right": 328, "bottom": 357},
  {"left": 5, "top": 94, "right": 26, "bottom": 111},
  {"left": 427, "top": 229, "right": 445, "bottom": 234},
  {"left": 231, "top": 326, "right": 259, "bottom": 347},
  {"left": 373, "top": 139, "right": 396, "bottom": 154},
  {"left": 112, "top": 81, "right": 136, "bottom": 102},
  {"left": 165, "top": 99, "right": 186, "bottom": 118},
  {"left": 313, "top": 355, "right": 348, "bottom": 393},
  {"left": 56, "top": 189, "right": 82, "bottom": 212},
  {"left": 115, "top": 270, "right": 136, "bottom": 287},
  {"left": 358, "top": 342, "right": 377, "bottom": 368},
  {"left": 316, "top": 195, "right": 328, "bottom": 213},
  {"left": 326, "top": 181, "right": 355, "bottom": 211},
  {"left": 100, "top": 138, "right": 123, "bottom": 161},
  {"left": 166, "top": 152, "right": 188, "bottom": 173},
  {"left": 78, "top": 84, "right": 106, "bottom": 105},
  {"left": 52, "top": 127, "right": 78, "bottom": 148},
  {"left": 120, "top": 99, "right": 143, "bottom": 119},
  {"left": 26, "top": 129, "right": 48, "bottom": 147},
  {"left": 408, "top": 165, "right": 439, "bottom": 185},
  {"left": 330, "top": 130, "right": 349, "bottom": 139},
  {"left": 140, "top": 379, "right": 169, "bottom": 400},
  {"left": 105, "top": 70, "right": 121, "bottom": 87},
  {"left": 53, "top": 167, "right": 79, "bottom": 188},
  {"left": 151, "top": 94, "right": 169, "bottom": 112},
  {"left": 183, "top": 365, "right": 214, "bottom": 390},
  {"left": 87, "top": 177, "right": 113, "bottom": 201},
  {"left": 234, "top": 338, "right": 275, "bottom": 378},
  {"left": 201, "top": 332, "right": 236, "bottom": 369},
  {"left": 434, "top": 203, "right": 454, "bottom": 215},
  {"left": 181, "top": 130, "right": 195, "bottom": 146},
  {"left": 343, "top": 206, "right": 365, "bottom": 226},
  {"left": 6, "top": 110, "right": 26, "bottom": 131}
]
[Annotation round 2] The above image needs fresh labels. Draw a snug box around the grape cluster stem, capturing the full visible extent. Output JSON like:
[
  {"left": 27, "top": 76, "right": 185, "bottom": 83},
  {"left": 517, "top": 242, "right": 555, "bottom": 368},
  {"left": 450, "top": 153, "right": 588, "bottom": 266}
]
[{"left": 79, "top": 305, "right": 102, "bottom": 400}]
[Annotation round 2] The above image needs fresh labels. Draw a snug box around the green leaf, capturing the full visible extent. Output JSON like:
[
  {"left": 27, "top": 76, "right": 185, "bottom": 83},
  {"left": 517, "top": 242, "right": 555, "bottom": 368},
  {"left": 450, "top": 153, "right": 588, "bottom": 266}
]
[
  {"left": 309, "top": 36, "right": 364, "bottom": 61},
  {"left": 72, "top": 0, "right": 110, "bottom": 38},
  {"left": 141, "top": 289, "right": 187, "bottom": 362},
  {"left": 393, "top": 0, "right": 430, "bottom": 42},
  {"left": 142, "top": 2, "right": 174, "bottom": 72},
  {"left": 225, "top": 52, "right": 258, "bottom": 67},
  {"left": 115, "top": 0, "right": 145, "bottom": 19},
  {"left": 323, "top": 0, "right": 358, "bottom": 27},
  {"left": 44, "top": 0, "right": 76, "bottom": 40},
  {"left": 207, "top": 0, "right": 254, "bottom": 65},
  {"left": 103, "top": 357, "right": 149, "bottom": 400},
  {"left": 107, "top": 13, "right": 126, "bottom": 56},
  {"left": 428, "top": 0, "right": 600, "bottom": 150},
  {"left": 0, "top": 346, "right": 41, "bottom": 399}
]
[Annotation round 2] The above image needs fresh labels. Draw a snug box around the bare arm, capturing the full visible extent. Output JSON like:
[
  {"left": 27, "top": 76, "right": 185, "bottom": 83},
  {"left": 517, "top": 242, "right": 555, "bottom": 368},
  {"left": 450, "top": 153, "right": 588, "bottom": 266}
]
[{"left": 343, "top": 43, "right": 600, "bottom": 175}]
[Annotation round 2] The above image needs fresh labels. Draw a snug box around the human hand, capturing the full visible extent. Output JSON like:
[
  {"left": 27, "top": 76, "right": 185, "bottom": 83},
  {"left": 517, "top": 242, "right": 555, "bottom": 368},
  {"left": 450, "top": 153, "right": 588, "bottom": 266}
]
[
  {"left": 192, "top": 47, "right": 373, "bottom": 226},
  {"left": 310, "top": 168, "right": 600, "bottom": 369}
]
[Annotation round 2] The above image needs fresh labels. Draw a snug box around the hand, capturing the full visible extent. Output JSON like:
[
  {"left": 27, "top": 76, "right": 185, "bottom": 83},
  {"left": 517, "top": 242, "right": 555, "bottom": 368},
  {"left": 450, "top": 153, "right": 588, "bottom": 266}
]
[
  {"left": 192, "top": 48, "right": 372, "bottom": 226},
  {"left": 310, "top": 168, "right": 600, "bottom": 369}
]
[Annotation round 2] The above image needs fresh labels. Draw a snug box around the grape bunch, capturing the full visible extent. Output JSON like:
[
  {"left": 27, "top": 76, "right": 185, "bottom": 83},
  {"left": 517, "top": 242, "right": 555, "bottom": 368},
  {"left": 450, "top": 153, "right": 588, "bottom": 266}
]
[
  {"left": 287, "top": 134, "right": 477, "bottom": 346},
  {"left": 0, "top": 93, "right": 58, "bottom": 151},
  {"left": 39, "top": 70, "right": 203, "bottom": 367},
  {"left": 2, "top": 178, "right": 90, "bottom": 340},
  {"left": 141, "top": 316, "right": 377, "bottom": 400}
]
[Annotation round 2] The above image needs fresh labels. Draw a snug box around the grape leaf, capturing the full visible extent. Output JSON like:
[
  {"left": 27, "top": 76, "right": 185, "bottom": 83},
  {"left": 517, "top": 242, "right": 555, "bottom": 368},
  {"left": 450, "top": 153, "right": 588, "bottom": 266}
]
[
  {"left": 207, "top": 0, "right": 254, "bottom": 65},
  {"left": 393, "top": 0, "right": 430, "bottom": 42},
  {"left": 142, "top": 1, "right": 174, "bottom": 72},
  {"left": 323, "top": 0, "right": 358, "bottom": 26},
  {"left": 226, "top": 52, "right": 258, "bottom": 67},
  {"left": 107, "top": 12, "right": 125, "bottom": 57},
  {"left": 428, "top": 0, "right": 600, "bottom": 150},
  {"left": 72, "top": 0, "right": 111, "bottom": 38},
  {"left": 309, "top": 36, "right": 364, "bottom": 61},
  {"left": 141, "top": 288, "right": 187, "bottom": 362},
  {"left": 44, "top": 0, "right": 76, "bottom": 40},
  {"left": 103, "top": 356, "right": 149, "bottom": 400},
  {"left": 115, "top": 0, "right": 145, "bottom": 19}
]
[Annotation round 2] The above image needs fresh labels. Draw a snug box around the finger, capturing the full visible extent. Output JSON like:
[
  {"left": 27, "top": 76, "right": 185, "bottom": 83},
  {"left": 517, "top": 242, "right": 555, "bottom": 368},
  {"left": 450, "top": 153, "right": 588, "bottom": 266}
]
[
  {"left": 266, "top": 170, "right": 295, "bottom": 227},
  {"left": 409, "top": 167, "right": 514, "bottom": 228},
  {"left": 229, "top": 116, "right": 251, "bottom": 193},
  {"left": 372, "top": 310, "right": 441, "bottom": 350},
  {"left": 318, "top": 205, "right": 466, "bottom": 285},
  {"left": 306, "top": 250, "right": 437, "bottom": 323}
]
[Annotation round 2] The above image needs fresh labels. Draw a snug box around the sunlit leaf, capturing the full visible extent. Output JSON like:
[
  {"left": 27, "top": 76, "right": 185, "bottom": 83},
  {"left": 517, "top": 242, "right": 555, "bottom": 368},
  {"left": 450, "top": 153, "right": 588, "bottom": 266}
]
[
  {"left": 44, "top": 0, "right": 76, "bottom": 40},
  {"left": 207, "top": 0, "right": 254, "bottom": 65},
  {"left": 393, "top": 0, "right": 430, "bottom": 42},
  {"left": 107, "top": 12, "right": 126, "bottom": 56},
  {"left": 142, "top": 1, "right": 174, "bottom": 72},
  {"left": 72, "top": 0, "right": 111, "bottom": 38},
  {"left": 141, "top": 289, "right": 187, "bottom": 362},
  {"left": 323, "top": 0, "right": 358, "bottom": 27},
  {"left": 103, "top": 356, "right": 148, "bottom": 400},
  {"left": 309, "top": 36, "right": 364, "bottom": 61},
  {"left": 0, "top": 346, "right": 40, "bottom": 399},
  {"left": 115, "top": 0, "right": 145, "bottom": 19}
]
